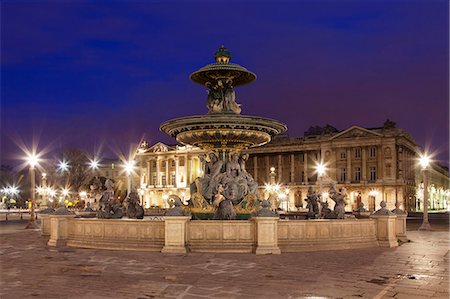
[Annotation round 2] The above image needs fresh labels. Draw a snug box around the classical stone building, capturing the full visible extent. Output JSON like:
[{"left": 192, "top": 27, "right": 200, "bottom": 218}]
[
  {"left": 136, "top": 121, "right": 449, "bottom": 211},
  {"left": 136, "top": 142, "right": 204, "bottom": 208}
]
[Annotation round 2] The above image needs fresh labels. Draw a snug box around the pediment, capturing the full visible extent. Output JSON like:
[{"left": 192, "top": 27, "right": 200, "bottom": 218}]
[
  {"left": 148, "top": 142, "right": 174, "bottom": 153},
  {"left": 330, "top": 126, "right": 382, "bottom": 140}
]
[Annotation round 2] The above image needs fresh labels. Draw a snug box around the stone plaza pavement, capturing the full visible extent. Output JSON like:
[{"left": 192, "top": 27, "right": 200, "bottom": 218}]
[{"left": 0, "top": 221, "right": 448, "bottom": 299}]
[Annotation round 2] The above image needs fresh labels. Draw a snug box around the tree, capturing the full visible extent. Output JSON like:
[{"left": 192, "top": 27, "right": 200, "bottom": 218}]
[{"left": 61, "top": 148, "right": 91, "bottom": 193}]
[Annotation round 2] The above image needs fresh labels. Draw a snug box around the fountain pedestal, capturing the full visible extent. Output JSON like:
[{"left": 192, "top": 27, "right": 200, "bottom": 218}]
[
  {"left": 254, "top": 217, "right": 281, "bottom": 254},
  {"left": 160, "top": 46, "right": 287, "bottom": 219},
  {"left": 161, "top": 216, "right": 191, "bottom": 254}
]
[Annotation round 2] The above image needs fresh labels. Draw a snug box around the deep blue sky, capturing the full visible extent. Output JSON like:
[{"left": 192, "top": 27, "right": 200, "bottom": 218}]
[{"left": 1, "top": 1, "right": 449, "bottom": 166}]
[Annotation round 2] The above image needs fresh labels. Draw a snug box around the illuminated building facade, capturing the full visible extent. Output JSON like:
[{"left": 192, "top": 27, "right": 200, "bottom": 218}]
[{"left": 136, "top": 121, "right": 449, "bottom": 211}]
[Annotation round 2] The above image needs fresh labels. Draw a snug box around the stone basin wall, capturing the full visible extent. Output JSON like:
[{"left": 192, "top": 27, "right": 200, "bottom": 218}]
[
  {"left": 66, "top": 218, "right": 165, "bottom": 251},
  {"left": 188, "top": 220, "right": 255, "bottom": 253},
  {"left": 278, "top": 219, "right": 378, "bottom": 252},
  {"left": 45, "top": 214, "right": 402, "bottom": 254}
]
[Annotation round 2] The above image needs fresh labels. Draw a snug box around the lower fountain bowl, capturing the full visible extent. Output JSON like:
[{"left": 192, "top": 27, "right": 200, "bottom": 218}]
[{"left": 160, "top": 114, "right": 287, "bottom": 150}]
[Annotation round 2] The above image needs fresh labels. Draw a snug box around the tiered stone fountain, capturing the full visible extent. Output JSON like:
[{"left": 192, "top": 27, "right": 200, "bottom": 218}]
[{"left": 160, "top": 46, "right": 287, "bottom": 219}]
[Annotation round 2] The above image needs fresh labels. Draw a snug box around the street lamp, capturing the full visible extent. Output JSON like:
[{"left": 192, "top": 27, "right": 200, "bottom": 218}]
[
  {"left": 315, "top": 162, "right": 327, "bottom": 196},
  {"left": 58, "top": 160, "right": 69, "bottom": 172},
  {"left": 25, "top": 153, "right": 40, "bottom": 229},
  {"left": 124, "top": 160, "right": 135, "bottom": 196},
  {"left": 418, "top": 153, "right": 432, "bottom": 231},
  {"left": 89, "top": 158, "right": 99, "bottom": 170},
  {"left": 61, "top": 188, "right": 70, "bottom": 208},
  {"left": 40, "top": 173, "right": 49, "bottom": 209}
]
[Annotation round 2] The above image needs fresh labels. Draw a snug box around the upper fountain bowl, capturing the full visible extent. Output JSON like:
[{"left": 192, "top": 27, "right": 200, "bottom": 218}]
[{"left": 189, "top": 45, "right": 256, "bottom": 86}]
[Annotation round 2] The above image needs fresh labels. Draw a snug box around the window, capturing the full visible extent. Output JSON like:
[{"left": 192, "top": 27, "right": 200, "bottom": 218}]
[
  {"left": 370, "top": 167, "right": 377, "bottom": 181},
  {"left": 152, "top": 161, "right": 156, "bottom": 168},
  {"left": 162, "top": 161, "right": 166, "bottom": 169},
  {"left": 355, "top": 148, "right": 361, "bottom": 158},
  {"left": 355, "top": 167, "right": 361, "bottom": 181},
  {"left": 162, "top": 175, "right": 166, "bottom": 185},
  {"left": 339, "top": 168, "right": 346, "bottom": 182},
  {"left": 340, "top": 152, "right": 346, "bottom": 160},
  {"left": 301, "top": 171, "right": 305, "bottom": 182},
  {"left": 171, "top": 160, "right": 176, "bottom": 167},
  {"left": 369, "top": 147, "right": 376, "bottom": 158},
  {"left": 152, "top": 175, "right": 157, "bottom": 185},
  {"left": 171, "top": 174, "right": 176, "bottom": 185}
]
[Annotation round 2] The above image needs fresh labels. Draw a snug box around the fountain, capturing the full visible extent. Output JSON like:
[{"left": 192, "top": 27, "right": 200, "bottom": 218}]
[
  {"left": 42, "top": 47, "right": 404, "bottom": 254},
  {"left": 160, "top": 46, "right": 287, "bottom": 219}
]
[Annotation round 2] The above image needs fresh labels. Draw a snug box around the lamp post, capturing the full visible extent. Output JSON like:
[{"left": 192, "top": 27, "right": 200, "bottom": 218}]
[
  {"left": 124, "top": 160, "right": 135, "bottom": 196},
  {"left": 61, "top": 188, "right": 69, "bottom": 208},
  {"left": 316, "top": 162, "right": 326, "bottom": 197},
  {"left": 25, "top": 153, "right": 39, "bottom": 229},
  {"left": 89, "top": 158, "right": 99, "bottom": 173},
  {"left": 419, "top": 154, "right": 432, "bottom": 231},
  {"left": 40, "top": 173, "right": 49, "bottom": 209}
]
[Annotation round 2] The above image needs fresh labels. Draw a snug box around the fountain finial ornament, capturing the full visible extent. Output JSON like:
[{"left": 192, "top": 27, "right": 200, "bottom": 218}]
[
  {"left": 160, "top": 47, "right": 287, "bottom": 219},
  {"left": 215, "top": 45, "right": 231, "bottom": 64}
]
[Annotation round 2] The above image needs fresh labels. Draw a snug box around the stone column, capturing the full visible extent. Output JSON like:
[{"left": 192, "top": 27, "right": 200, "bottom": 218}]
[
  {"left": 186, "top": 156, "right": 191, "bottom": 185},
  {"left": 253, "top": 217, "right": 281, "bottom": 254},
  {"left": 277, "top": 155, "right": 282, "bottom": 182},
  {"left": 265, "top": 156, "right": 270, "bottom": 182},
  {"left": 47, "top": 215, "right": 76, "bottom": 247},
  {"left": 377, "top": 146, "right": 383, "bottom": 182},
  {"left": 174, "top": 157, "right": 179, "bottom": 187},
  {"left": 161, "top": 216, "right": 191, "bottom": 254},
  {"left": 155, "top": 157, "right": 161, "bottom": 186},
  {"left": 290, "top": 154, "right": 295, "bottom": 183},
  {"left": 303, "top": 152, "right": 308, "bottom": 185},
  {"left": 253, "top": 156, "right": 258, "bottom": 183},
  {"left": 346, "top": 148, "right": 351, "bottom": 183},
  {"left": 165, "top": 159, "right": 170, "bottom": 186},
  {"left": 361, "top": 147, "right": 367, "bottom": 182},
  {"left": 183, "top": 155, "right": 188, "bottom": 186},
  {"left": 147, "top": 160, "right": 152, "bottom": 186}
]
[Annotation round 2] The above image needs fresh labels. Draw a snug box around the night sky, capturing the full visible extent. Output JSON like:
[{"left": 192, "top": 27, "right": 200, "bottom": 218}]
[{"left": 1, "top": 1, "right": 449, "bottom": 167}]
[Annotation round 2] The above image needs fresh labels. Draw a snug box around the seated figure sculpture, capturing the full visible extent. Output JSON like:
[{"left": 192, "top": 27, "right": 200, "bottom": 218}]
[
  {"left": 213, "top": 184, "right": 236, "bottom": 220},
  {"left": 192, "top": 152, "right": 223, "bottom": 203},
  {"left": 97, "top": 180, "right": 123, "bottom": 219},
  {"left": 126, "top": 191, "right": 144, "bottom": 219},
  {"left": 320, "top": 201, "right": 333, "bottom": 219},
  {"left": 328, "top": 185, "right": 347, "bottom": 219},
  {"left": 305, "top": 187, "right": 319, "bottom": 219},
  {"left": 188, "top": 151, "right": 260, "bottom": 218},
  {"left": 206, "top": 79, "right": 241, "bottom": 114}
]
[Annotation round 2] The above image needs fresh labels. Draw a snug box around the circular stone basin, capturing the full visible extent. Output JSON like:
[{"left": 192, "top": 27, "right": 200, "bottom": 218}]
[
  {"left": 190, "top": 63, "right": 256, "bottom": 86},
  {"left": 160, "top": 114, "right": 287, "bottom": 150}
]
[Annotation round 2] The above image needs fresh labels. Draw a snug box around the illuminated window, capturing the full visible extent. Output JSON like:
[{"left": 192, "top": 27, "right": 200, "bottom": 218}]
[
  {"left": 339, "top": 168, "right": 346, "bottom": 182},
  {"left": 355, "top": 167, "right": 361, "bottom": 181},
  {"left": 370, "top": 167, "right": 377, "bottom": 181}
]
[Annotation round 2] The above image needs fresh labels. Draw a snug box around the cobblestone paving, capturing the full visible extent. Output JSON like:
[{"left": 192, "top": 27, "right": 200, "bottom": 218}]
[{"left": 0, "top": 223, "right": 448, "bottom": 299}]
